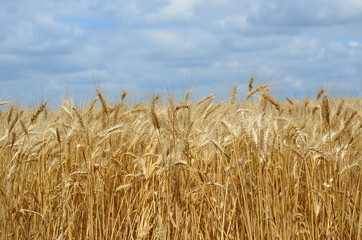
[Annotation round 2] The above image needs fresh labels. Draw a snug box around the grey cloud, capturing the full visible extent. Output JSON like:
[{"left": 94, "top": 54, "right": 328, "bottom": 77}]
[
  {"left": 1, "top": 0, "right": 362, "bottom": 106},
  {"left": 147, "top": 50, "right": 217, "bottom": 68},
  {"left": 247, "top": 0, "right": 362, "bottom": 27},
  {"left": 145, "top": 0, "right": 204, "bottom": 23}
]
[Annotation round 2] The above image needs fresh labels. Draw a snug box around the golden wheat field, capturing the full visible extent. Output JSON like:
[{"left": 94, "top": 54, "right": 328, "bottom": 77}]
[{"left": 0, "top": 84, "right": 361, "bottom": 239}]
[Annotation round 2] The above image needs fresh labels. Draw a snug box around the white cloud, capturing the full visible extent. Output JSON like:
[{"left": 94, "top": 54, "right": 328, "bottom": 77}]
[
  {"left": 1, "top": 0, "right": 362, "bottom": 105},
  {"left": 217, "top": 15, "right": 247, "bottom": 32},
  {"left": 348, "top": 41, "right": 361, "bottom": 47},
  {"left": 141, "top": 30, "right": 185, "bottom": 49},
  {"left": 246, "top": 0, "right": 362, "bottom": 27},
  {"left": 146, "top": 0, "right": 204, "bottom": 23},
  {"left": 284, "top": 75, "right": 304, "bottom": 89},
  {"left": 281, "top": 38, "right": 323, "bottom": 58},
  {"left": 141, "top": 28, "right": 218, "bottom": 52}
]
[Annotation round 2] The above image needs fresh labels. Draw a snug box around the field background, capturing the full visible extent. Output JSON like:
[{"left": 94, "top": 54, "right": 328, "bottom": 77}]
[{"left": 0, "top": 86, "right": 361, "bottom": 239}]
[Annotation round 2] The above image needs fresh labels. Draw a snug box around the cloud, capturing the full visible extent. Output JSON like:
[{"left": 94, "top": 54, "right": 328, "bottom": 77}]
[
  {"left": 217, "top": 15, "right": 248, "bottom": 32},
  {"left": 348, "top": 41, "right": 361, "bottom": 47},
  {"left": 247, "top": 0, "right": 362, "bottom": 27},
  {"left": 280, "top": 38, "right": 324, "bottom": 61},
  {"left": 146, "top": 0, "right": 204, "bottom": 23},
  {"left": 284, "top": 75, "right": 304, "bottom": 89},
  {"left": 1, "top": 0, "right": 362, "bottom": 105}
]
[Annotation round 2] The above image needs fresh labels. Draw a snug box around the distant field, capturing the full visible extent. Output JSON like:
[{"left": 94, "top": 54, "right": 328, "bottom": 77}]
[{"left": 0, "top": 85, "right": 361, "bottom": 239}]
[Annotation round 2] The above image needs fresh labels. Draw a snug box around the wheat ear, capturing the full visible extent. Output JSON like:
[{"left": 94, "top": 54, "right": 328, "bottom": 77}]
[
  {"left": 246, "top": 85, "right": 269, "bottom": 100},
  {"left": 196, "top": 95, "right": 214, "bottom": 105},
  {"left": 285, "top": 97, "right": 294, "bottom": 105},
  {"left": 31, "top": 103, "right": 47, "bottom": 124},
  {"left": 151, "top": 96, "right": 160, "bottom": 129},
  {"left": 248, "top": 77, "right": 254, "bottom": 91},
  {"left": 230, "top": 85, "right": 237, "bottom": 104},
  {"left": 316, "top": 89, "right": 325, "bottom": 100},
  {"left": 7, "top": 106, "right": 14, "bottom": 124},
  {"left": 121, "top": 91, "right": 128, "bottom": 102},
  {"left": 262, "top": 91, "right": 280, "bottom": 111},
  {"left": 321, "top": 95, "right": 330, "bottom": 128},
  {"left": 183, "top": 90, "right": 191, "bottom": 104},
  {"left": 97, "top": 90, "right": 108, "bottom": 115},
  {"left": 72, "top": 107, "right": 86, "bottom": 129}
]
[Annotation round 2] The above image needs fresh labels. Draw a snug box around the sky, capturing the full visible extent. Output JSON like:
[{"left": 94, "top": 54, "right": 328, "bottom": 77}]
[{"left": 1, "top": 0, "right": 362, "bottom": 106}]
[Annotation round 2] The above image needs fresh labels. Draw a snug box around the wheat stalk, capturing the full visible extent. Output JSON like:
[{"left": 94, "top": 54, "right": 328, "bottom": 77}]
[
  {"left": 312, "top": 106, "right": 320, "bottom": 115},
  {"left": 331, "top": 100, "right": 345, "bottom": 126},
  {"left": 183, "top": 90, "right": 191, "bottom": 104},
  {"left": 1, "top": 88, "right": 361, "bottom": 239},
  {"left": 8, "top": 113, "right": 19, "bottom": 134},
  {"left": 316, "top": 89, "right": 325, "bottom": 100},
  {"left": 97, "top": 90, "right": 108, "bottom": 115},
  {"left": 197, "top": 95, "right": 214, "bottom": 106},
  {"left": 304, "top": 99, "right": 310, "bottom": 107},
  {"left": 230, "top": 85, "right": 237, "bottom": 104},
  {"left": 169, "top": 95, "right": 175, "bottom": 110},
  {"left": 31, "top": 103, "right": 47, "bottom": 124},
  {"left": 150, "top": 96, "right": 160, "bottom": 129},
  {"left": 175, "top": 104, "right": 190, "bottom": 112},
  {"left": 285, "top": 97, "right": 294, "bottom": 105},
  {"left": 56, "top": 127, "right": 61, "bottom": 144},
  {"left": 202, "top": 103, "right": 221, "bottom": 120},
  {"left": 19, "top": 119, "right": 28, "bottom": 136},
  {"left": 262, "top": 91, "right": 280, "bottom": 111},
  {"left": 246, "top": 85, "right": 269, "bottom": 100},
  {"left": 321, "top": 95, "right": 330, "bottom": 128},
  {"left": 72, "top": 107, "right": 86, "bottom": 129},
  {"left": 7, "top": 106, "right": 14, "bottom": 124},
  {"left": 121, "top": 91, "right": 128, "bottom": 102},
  {"left": 248, "top": 77, "right": 254, "bottom": 91}
]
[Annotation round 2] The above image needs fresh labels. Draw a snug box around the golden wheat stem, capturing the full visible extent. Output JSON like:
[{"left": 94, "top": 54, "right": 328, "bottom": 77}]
[
  {"left": 183, "top": 90, "right": 191, "bottom": 104},
  {"left": 72, "top": 107, "right": 86, "bottom": 129},
  {"left": 121, "top": 91, "right": 128, "bottom": 102},
  {"left": 285, "top": 97, "right": 294, "bottom": 105},
  {"left": 7, "top": 106, "right": 14, "bottom": 124},
  {"left": 316, "top": 89, "right": 325, "bottom": 100},
  {"left": 196, "top": 95, "right": 214, "bottom": 105},
  {"left": 248, "top": 77, "right": 254, "bottom": 92},
  {"left": 230, "top": 85, "right": 237, "bottom": 104},
  {"left": 97, "top": 90, "right": 108, "bottom": 115},
  {"left": 19, "top": 119, "right": 28, "bottom": 136},
  {"left": 246, "top": 85, "right": 269, "bottom": 100},
  {"left": 321, "top": 95, "right": 330, "bottom": 127},
  {"left": 262, "top": 91, "right": 280, "bottom": 111},
  {"left": 151, "top": 96, "right": 160, "bottom": 129},
  {"left": 31, "top": 103, "right": 47, "bottom": 124},
  {"left": 8, "top": 113, "right": 19, "bottom": 134}
]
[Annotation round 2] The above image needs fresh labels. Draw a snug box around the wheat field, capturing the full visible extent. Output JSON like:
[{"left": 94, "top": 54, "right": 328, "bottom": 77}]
[{"left": 0, "top": 84, "right": 361, "bottom": 239}]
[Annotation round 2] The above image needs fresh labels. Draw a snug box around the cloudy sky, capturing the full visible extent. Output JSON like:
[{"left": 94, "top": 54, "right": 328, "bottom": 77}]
[{"left": 1, "top": 0, "right": 362, "bottom": 105}]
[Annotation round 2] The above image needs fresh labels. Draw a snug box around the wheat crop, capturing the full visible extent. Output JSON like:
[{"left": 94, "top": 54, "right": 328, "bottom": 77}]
[{"left": 0, "top": 85, "right": 361, "bottom": 239}]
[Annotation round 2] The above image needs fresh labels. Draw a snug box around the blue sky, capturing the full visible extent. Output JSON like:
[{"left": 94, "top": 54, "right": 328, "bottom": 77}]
[{"left": 1, "top": 0, "right": 362, "bottom": 106}]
